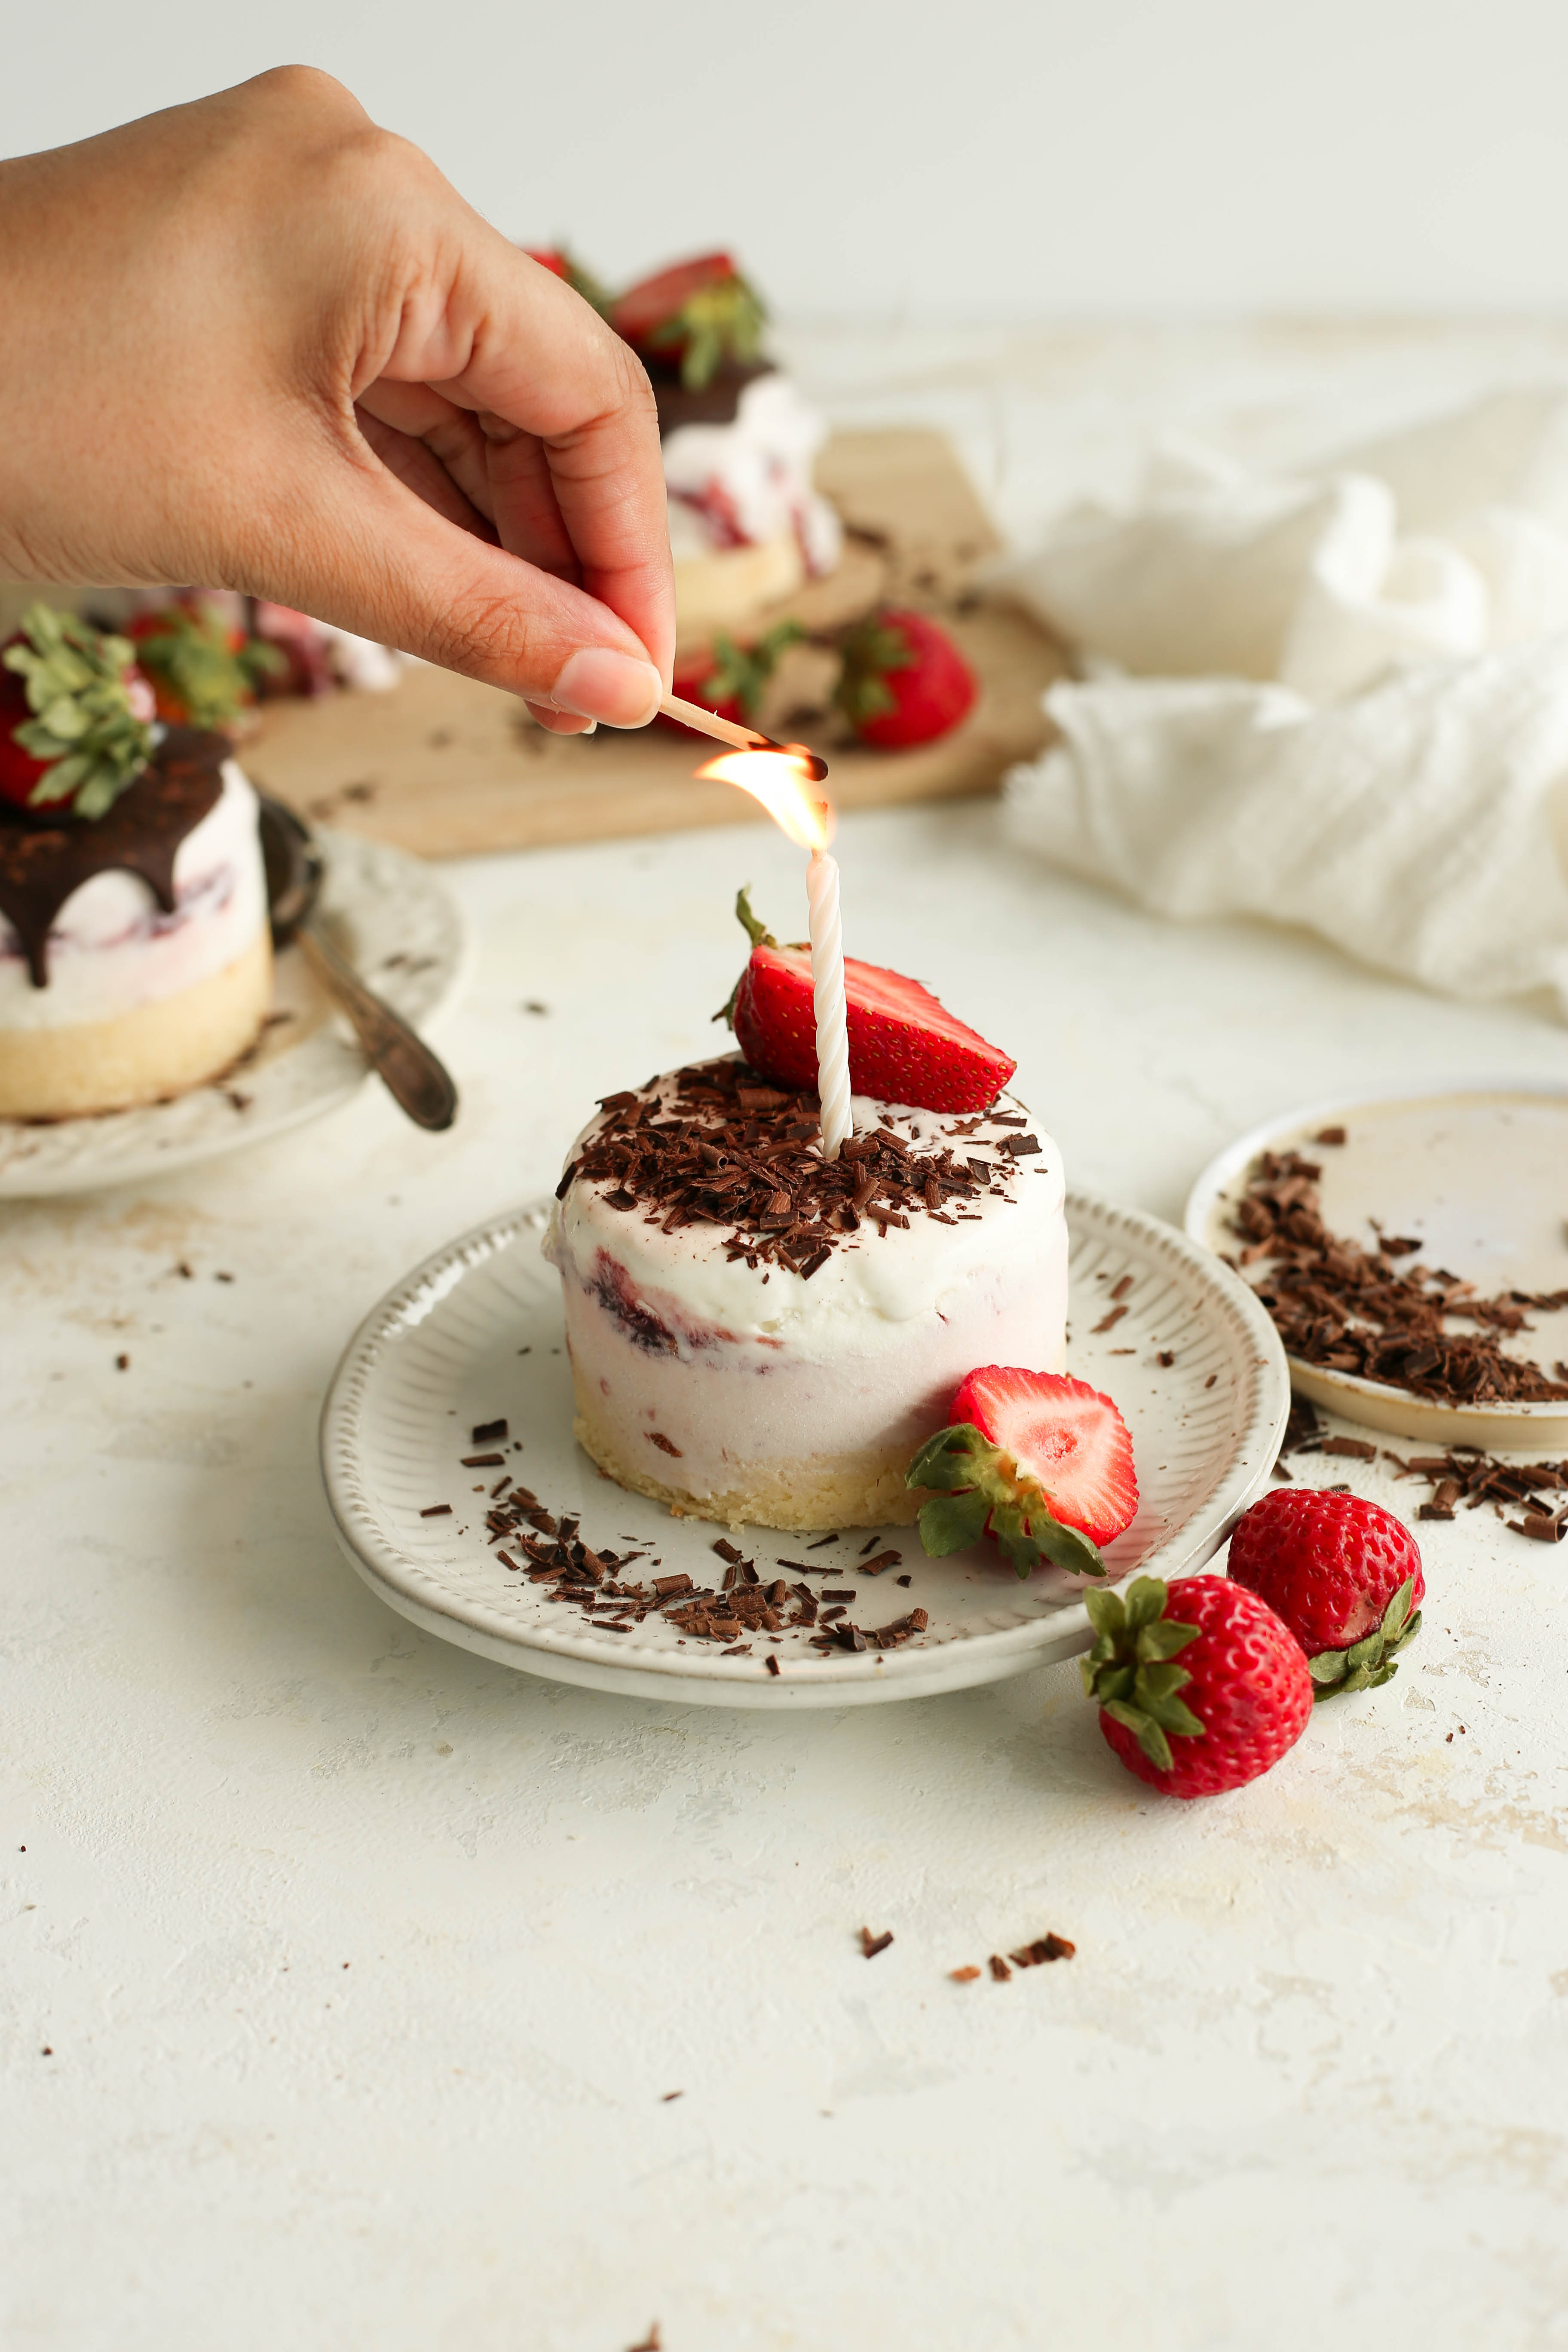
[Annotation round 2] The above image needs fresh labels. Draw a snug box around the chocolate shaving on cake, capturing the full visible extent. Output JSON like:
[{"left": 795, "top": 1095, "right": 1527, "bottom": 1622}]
[
  {"left": 1229, "top": 1151, "right": 1568, "bottom": 1405},
  {"left": 557, "top": 1056, "right": 1013, "bottom": 1273}
]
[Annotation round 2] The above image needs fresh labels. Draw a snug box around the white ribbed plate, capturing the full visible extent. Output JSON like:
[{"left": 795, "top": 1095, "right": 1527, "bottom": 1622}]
[
  {"left": 0, "top": 832, "right": 467, "bottom": 1197},
  {"left": 320, "top": 1191, "right": 1289, "bottom": 1709},
  {"left": 1185, "top": 1078, "right": 1568, "bottom": 1447}
]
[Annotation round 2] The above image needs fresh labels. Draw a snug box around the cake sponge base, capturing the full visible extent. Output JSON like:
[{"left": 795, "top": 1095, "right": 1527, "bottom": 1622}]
[
  {"left": 572, "top": 1404, "right": 920, "bottom": 1534},
  {"left": 0, "top": 931, "right": 273, "bottom": 1119}
]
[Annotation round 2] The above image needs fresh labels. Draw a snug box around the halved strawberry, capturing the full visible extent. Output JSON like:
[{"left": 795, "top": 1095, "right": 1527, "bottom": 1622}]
[
  {"left": 908, "top": 1370, "right": 1138, "bottom": 1579},
  {"left": 720, "top": 889, "right": 1015, "bottom": 1115},
  {"left": 835, "top": 609, "right": 976, "bottom": 750}
]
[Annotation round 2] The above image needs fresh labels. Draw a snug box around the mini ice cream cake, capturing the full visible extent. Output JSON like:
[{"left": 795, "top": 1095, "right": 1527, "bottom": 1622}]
[
  {"left": 528, "top": 246, "right": 842, "bottom": 643},
  {"left": 0, "top": 606, "right": 271, "bottom": 1120},
  {"left": 545, "top": 898, "right": 1066, "bottom": 1530},
  {"left": 546, "top": 1061, "right": 1066, "bottom": 1528}
]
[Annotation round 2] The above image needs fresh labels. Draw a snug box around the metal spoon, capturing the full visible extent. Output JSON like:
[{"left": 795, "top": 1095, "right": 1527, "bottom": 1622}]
[{"left": 257, "top": 796, "right": 458, "bottom": 1133}]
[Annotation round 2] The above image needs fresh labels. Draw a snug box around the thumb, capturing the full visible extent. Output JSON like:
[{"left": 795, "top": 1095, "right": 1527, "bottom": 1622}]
[{"left": 239, "top": 441, "right": 668, "bottom": 727}]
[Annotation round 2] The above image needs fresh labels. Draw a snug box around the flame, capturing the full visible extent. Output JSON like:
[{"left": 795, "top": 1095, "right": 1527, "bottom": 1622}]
[{"left": 696, "top": 748, "right": 835, "bottom": 852}]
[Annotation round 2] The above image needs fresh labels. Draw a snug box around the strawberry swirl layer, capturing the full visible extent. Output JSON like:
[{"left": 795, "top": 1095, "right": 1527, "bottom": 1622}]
[
  {"left": 544, "top": 1069, "right": 1069, "bottom": 1492},
  {"left": 662, "top": 373, "right": 843, "bottom": 574}
]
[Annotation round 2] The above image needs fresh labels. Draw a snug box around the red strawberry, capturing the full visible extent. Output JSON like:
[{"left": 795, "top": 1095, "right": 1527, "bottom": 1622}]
[
  {"left": 1, "top": 605, "right": 153, "bottom": 819},
  {"left": 722, "top": 889, "right": 1015, "bottom": 1114},
  {"left": 0, "top": 658, "right": 49, "bottom": 809},
  {"left": 662, "top": 624, "right": 804, "bottom": 741},
  {"left": 908, "top": 1369, "right": 1137, "bottom": 1580},
  {"left": 1227, "top": 1487, "right": 1424, "bottom": 1698},
  {"left": 1083, "top": 1574, "right": 1314, "bottom": 1798},
  {"left": 523, "top": 248, "right": 612, "bottom": 313},
  {"left": 126, "top": 604, "right": 282, "bottom": 729},
  {"left": 834, "top": 609, "right": 976, "bottom": 750},
  {"left": 611, "top": 252, "right": 765, "bottom": 390}
]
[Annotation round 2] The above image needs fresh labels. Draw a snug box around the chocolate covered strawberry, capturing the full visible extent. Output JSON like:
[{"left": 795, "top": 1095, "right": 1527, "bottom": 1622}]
[
  {"left": 907, "top": 1368, "right": 1138, "bottom": 1579},
  {"left": 0, "top": 604, "right": 153, "bottom": 819},
  {"left": 719, "top": 889, "right": 1015, "bottom": 1114},
  {"left": 1082, "top": 1574, "right": 1314, "bottom": 1797},
  {"left": 1227, "top": 1487, "right": 1424, "bottom": 1697},
  {"left": 611, "top": 251, "right": 766, "bottom": 390},
  {"left": 834, "top": 609, "right": 976, "bottom": 750}
]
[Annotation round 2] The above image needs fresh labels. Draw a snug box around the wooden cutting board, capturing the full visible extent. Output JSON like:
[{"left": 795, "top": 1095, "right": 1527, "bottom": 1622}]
[{"left": 243, "top": 429, "right": 1066, "bottom": 859}]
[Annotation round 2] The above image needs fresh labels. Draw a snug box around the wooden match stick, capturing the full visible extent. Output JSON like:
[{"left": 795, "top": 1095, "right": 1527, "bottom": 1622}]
[{"left": 658, "top": 693, "right": 830, "bottom": 782}]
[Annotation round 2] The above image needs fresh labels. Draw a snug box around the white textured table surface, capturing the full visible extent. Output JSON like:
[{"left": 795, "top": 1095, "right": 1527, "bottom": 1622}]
[{"left": 8, "top": 329, "right": 1568, "bottom": 2352}]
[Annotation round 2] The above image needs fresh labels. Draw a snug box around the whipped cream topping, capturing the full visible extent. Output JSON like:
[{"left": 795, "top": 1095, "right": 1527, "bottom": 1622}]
[
  {"left": 0, "top": 762, "right": 268, "bottom": 1029},
  {"left": 663, "top": 374, "right": 843, "bottom": 575},
  {"left": 545, "top": 1063, "right": 1065, "bottom": 1355}
]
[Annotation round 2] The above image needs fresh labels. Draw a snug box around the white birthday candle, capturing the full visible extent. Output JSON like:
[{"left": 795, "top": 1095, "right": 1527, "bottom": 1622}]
[{"left": 806, "top": 846, "right": 852, "bottom": 1163}]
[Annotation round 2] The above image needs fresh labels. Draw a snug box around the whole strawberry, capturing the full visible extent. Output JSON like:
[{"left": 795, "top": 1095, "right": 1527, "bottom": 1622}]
[
  {"left": 834, "top": 609, "right": 976, "bottom": 750},
  {"left": 1083, "top": 1574, "right": 1314, "bottom": 1797},
  {"left": 719, "top": 888, "right": 1015, "bottom": 1115},
  {"left": 1227, "top": 1487, "right": 1424, "bottom": 1698},
  {"left": 663, "top": 624, "right": 804, "bottom": 741}
]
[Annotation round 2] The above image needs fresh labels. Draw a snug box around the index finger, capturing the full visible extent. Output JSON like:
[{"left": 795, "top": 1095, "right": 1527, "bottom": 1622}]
[{"left": 369, "top": 229, "right": 674, "bottom": 686}]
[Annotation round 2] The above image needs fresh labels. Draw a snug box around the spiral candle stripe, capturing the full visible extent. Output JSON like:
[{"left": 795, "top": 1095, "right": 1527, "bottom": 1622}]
[{"left": 807, "top": 848, "right": 852, "bottom": 1161}]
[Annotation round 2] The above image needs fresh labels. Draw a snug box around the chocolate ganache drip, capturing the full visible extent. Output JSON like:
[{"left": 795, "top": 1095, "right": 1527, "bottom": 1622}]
[
  {"left": 650, "top": 357, "right": 775, "bottom": 439},
  {"left": 0, "top": 726, "right": 227, "bottom": 989}
]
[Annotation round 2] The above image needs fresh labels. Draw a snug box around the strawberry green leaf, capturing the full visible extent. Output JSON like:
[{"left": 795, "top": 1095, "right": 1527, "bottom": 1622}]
[
  {"left": 7, "top": 602, "right": 152, "bottom": 819},
  {"left": 1136, "top": 1619, "right": 1202, "bottom": 1663},
  {"left": 916, "top": 1490, "right": 990, "bottom": 1556},
  {"left": 1102, "top": 1700, "right": 1174, "bottom": 1774}
]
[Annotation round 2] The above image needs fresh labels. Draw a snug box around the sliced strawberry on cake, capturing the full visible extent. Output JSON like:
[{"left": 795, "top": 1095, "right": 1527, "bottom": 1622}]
[
  {"left": 907, "top": 1368, "right": 1139, "bottom": 1578},
  {"left": 718, "top": 888, "right": 1015, "bottom": 1115}
]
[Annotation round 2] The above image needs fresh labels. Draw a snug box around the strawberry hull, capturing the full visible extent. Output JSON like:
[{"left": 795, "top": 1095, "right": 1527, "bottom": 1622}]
[{"left": 734, "top": 943, "right": 1015, "bottom": 1116}]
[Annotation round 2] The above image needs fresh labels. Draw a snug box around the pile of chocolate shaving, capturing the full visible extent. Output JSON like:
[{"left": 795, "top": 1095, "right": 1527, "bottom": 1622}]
[
  {"left": 556, "top": 1055, "right": 1035, "bottom": 1278},
  {"left": 1280, "top": 1396, "right": 1568, "bottom": 1541},
  {"left": 1228, "top": 1150, "right": 1568, "bottom": 1405},
  {"left": 478, "top": 1469, "right": 928, "bottom": 1652}
]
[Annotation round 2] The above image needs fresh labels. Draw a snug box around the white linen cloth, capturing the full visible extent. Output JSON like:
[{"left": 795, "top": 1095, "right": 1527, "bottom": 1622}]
[{"left": 1001, "top": 390, "right": 1568, "bottom": 1011}]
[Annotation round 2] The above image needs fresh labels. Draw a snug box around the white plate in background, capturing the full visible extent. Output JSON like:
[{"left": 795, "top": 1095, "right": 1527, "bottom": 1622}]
[{"left": 0, "top": 832, "right": 467, "bottom": 1198}]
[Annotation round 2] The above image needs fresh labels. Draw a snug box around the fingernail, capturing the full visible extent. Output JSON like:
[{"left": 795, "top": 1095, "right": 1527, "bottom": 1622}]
[{"left": 549, "top": 648, "right": 662, "bottom": 728}]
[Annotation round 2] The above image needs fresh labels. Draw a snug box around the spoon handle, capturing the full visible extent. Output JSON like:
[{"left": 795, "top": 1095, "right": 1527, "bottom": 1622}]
[{"left": 297, "top": 924, "right": 458, "bottom": 1133}]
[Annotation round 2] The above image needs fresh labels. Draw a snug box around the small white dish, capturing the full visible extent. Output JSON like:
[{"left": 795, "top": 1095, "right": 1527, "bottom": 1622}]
[
  {"left": 1185, "top": 1079, "right": 1568, "bottom": 1449},
  {"left": 319, "top": 1191, "right": 1289, "bottom": 1709},
  {"left": 0, "top": 832, "right": 467, "bottom": 1198}
]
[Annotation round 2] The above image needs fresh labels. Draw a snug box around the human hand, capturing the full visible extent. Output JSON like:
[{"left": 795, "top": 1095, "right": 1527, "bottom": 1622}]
[{"left": 0, "top": 68, "right": 672, "bottom": 734}]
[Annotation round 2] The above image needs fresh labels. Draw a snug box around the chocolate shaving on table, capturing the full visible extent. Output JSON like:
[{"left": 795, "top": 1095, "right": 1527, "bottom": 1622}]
[
  {"left": 859, "top": 1927, "right": 894, "bottom": 1959},
  {"left": 1277, "top": 1393, "right": 1568, "bottom": 1541},
  {"left": 555, "top": 1055, "right": 1014, "bottom": 1273},
  {"left": 1229, "top": 1150, "right": 1568, "bottom": 1405}
]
